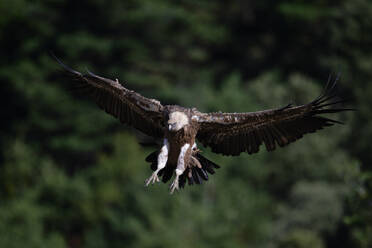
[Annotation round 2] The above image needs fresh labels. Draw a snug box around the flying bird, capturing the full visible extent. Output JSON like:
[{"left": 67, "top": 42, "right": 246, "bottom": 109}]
[{"left": 54, "top": 57, "right": 351, "bottom": 194}]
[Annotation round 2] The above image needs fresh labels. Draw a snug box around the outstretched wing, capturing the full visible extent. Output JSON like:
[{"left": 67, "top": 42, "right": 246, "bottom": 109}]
[
  {"left": 196, "top": 75, "right": 352, "bottom": 156},
  {"left": 54, "top": 56, "right": 165, "bottom": 138}
]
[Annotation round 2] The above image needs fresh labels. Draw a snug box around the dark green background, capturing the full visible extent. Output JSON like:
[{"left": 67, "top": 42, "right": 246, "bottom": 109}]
[{"left": 1, "top": 0, "right": 371, "bottom": 247}]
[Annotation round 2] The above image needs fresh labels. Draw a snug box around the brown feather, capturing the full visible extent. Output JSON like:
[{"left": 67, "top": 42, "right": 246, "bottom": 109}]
[
  {"left": 54, "top": 56, "right": 165, "bottom": 138},
  {"left": 196, "top": 74, "right": 352, "bottom": 156}
]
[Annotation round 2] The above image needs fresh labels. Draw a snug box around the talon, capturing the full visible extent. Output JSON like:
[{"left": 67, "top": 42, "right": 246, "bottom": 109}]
[
  {"left": 145, "top": 172, "right": 160, "bottom": 186},
  {"left": 169, "top": 177, "right": 179, "bottom": 194}
]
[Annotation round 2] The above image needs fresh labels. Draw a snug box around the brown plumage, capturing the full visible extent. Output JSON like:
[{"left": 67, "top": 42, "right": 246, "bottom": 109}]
[
  {"left": 54, "top": 56, "right": 352, "bottom": 193},
  {"left": 196, "top": 76, "right": 351, "bottom": 156}
]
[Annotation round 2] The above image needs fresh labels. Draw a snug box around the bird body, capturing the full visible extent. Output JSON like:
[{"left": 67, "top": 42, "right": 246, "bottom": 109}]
[
  {"left": 54, "top": 56, "right": 351, "bottom": 193},
  {"left": 146, "top": 107, "right": 204, "bottom": 192}
]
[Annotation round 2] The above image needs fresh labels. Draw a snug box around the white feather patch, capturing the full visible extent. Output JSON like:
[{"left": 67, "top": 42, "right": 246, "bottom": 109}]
[
  {"left": 176, "top": 143, "right": 190, "bottom": 175},
  {"left": 157, "top": 138, "right": 169, "bottom": 170},
  {"left": 168, "top": 111, "right": 189, "bottom": 131}
]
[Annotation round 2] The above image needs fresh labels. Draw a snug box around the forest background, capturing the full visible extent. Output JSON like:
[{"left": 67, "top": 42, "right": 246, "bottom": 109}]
[{"left": 1, "top": 0, "right": 371, "bottom": 247}]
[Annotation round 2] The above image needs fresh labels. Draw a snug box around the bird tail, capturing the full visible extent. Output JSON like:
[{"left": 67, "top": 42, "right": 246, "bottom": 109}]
[{"left": 145, "top": 150, "right": 220, "bottom": 188}]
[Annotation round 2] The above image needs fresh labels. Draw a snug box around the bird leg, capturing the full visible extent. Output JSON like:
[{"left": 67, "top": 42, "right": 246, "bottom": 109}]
[
  {"left": 145, "top": 139, "right": 169, "bottom": 186},
  {"left": 170, "top": 143, "right": 190, "bottom": 194}
]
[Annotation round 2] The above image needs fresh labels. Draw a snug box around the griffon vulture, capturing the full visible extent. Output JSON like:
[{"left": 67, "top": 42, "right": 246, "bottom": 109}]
[{"left": 53, "top": 56, "right": 351, "bottom": 194}]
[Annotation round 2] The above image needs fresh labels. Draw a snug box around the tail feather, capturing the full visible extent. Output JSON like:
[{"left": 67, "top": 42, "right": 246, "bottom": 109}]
[
  {"left": 179, "top": 174, "right": 187, "bottom": 188},
  {"left": 192, "top": 168, "right": 203, "bottom": 184},
  {"left": 145, "top": 150, "right": 221, "bottom": 189},
  {"left": 197, "top": 167, "right": 209, "bottom": 180},
  {"left": 150, "top": 162, "right": 157, "bottom": 171},
  {"left": 146, "top": 150, "right": 159, "bottom": 164},
  {"left": 161, "top": 167, "right": 173, "bottom": 183}
]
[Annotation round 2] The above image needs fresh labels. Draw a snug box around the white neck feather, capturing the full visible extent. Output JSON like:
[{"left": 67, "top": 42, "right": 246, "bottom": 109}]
[{"left": 168, "top": 111, "right": 189, "bottom": 131}]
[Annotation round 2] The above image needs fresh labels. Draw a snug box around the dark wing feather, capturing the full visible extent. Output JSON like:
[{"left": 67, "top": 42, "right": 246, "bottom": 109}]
[
  {"left": 54, "top": 56, "right": 164, "bottom": 138},
  {"left": 196, "top": 75, "right": 353, "bottom": 156}
]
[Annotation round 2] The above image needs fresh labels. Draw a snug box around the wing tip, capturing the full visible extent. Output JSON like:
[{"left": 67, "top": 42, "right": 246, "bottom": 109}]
[
  {"left": 310, "top": 73, "right": 354, "bottom": 118},
  {"left": 50, "top": 52, "right": 82, "bottom": 77},
  {"left": 86, "top": 68, "right": 97, "bottom": 77}
]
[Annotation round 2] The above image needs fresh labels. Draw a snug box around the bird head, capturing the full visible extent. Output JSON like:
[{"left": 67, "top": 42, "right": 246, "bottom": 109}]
[{"left": 167, "top": 111, "right": 189, "bottom": 132}]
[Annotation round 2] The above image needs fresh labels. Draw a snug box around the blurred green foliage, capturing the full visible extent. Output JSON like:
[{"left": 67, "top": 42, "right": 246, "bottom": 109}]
[{"left": 0, "top": 0, "right": 371, "bottom": 247}]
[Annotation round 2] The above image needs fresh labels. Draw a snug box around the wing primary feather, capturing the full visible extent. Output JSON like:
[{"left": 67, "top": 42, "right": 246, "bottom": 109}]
[
  {"left": 312, "top": 73, "right": 340, "bottom": 105},
  {"left": 314, "top": 93, "right": 339, "bottom": 106},
  {"left": 312, "top": 108, "right": 355, "bottom": 114},
  {"left": 52, "top": 53, "right": 82, "bottom": 77},
  {"left": 53, "top": 54, "right": 165, "bottom": 138},
  {"left": 312, "top": 74, "right": 333, "bottom": 104},
  {"left": 314, "top": 99, "right": 349, "bottom": 109},
  {"left": 324, "top": 72, "right": 340, "bottom": 96},
  {"left": 314, "top": 75, "right": 341, "bottom": 105},
  {"left": 315, "top": 116, "right": 344, "bottom": 125}
]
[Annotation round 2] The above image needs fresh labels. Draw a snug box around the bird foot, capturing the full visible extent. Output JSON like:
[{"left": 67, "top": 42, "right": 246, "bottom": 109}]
[
  {"left": 169, "top": 177, "right": 179, "bottom": 194},
  {"left": 144, "top": 172, "right": 160, "bottom": 186}
]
